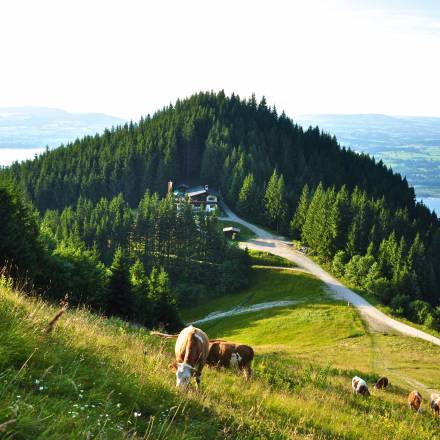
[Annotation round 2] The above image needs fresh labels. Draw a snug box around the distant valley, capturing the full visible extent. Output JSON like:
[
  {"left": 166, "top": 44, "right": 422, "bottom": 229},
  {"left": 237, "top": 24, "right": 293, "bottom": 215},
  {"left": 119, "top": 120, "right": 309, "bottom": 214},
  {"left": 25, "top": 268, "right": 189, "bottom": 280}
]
[
  {"left": 0, "top": 107, "right": 124, "bottom": 165},
  {"left": 296, "top": 114, "right": 440, "bottom": 202}
]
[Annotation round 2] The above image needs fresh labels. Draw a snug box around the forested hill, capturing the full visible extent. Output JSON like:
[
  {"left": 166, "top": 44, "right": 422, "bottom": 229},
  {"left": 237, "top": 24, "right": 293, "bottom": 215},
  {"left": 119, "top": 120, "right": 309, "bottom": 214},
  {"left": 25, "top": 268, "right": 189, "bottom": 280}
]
[
  {"left": 1, "top": 91, "right": 440, "bottom": 328},
  {"left": 0, "top": 91, "right": 425, "bottom": 219}
]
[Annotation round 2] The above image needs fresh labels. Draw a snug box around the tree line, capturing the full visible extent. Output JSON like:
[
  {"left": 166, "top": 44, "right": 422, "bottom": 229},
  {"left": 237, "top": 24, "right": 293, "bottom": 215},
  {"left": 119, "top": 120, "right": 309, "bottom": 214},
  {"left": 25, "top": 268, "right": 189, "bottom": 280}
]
[
  {"left": 2, "top": 91, "right": 418, "bottom": 219},
  {"left": 290, "top": 183, "right": 440, "bottom": 328},
  {"left": 0, "top": 182, "right": 249, "bottom": 330}
]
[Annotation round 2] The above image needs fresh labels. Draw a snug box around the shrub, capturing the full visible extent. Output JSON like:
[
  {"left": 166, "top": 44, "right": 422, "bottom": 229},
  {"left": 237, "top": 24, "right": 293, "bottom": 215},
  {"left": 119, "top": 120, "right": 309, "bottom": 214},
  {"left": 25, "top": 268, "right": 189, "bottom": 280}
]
[
  {"left": 332, "top": 251, "right": 347, "bottom": 277},
  {"left": 345, "top": 254, "right": 375, "bottom": 287},
  {"left": 390, "top": 294, "right": 410, "bottom": 317},
  {"left": 407, "top": 300, "right": 432, "bottom": 325},
  {"left": 425, "top": 306, "right": 440, "bottom": 330}
]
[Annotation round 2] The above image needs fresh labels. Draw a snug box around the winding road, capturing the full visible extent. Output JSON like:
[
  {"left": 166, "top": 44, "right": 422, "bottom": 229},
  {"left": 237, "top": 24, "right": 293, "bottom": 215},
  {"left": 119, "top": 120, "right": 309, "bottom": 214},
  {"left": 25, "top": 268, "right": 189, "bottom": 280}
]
[{"left": 219, "top": 203, "right": 440, "bottom": 347}]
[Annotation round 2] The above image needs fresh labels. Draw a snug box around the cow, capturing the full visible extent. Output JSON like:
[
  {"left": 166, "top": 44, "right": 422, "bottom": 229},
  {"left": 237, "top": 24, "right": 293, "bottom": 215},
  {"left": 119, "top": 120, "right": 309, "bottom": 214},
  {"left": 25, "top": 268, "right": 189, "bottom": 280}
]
[
  {"left": 352, "top": 376, "right": 370, "bottom": 396},
  {"left": 171, "top": 325, "right": 209, "bottom": 388},
  {"left": 374, "top": 376, "right": 389, "bottom": 390},
  {"left": 430, "top": 393, "right": 440, "bottom": 416},
  {"left": 408, "top": 390, "right": 423, "bottom": 412},
  {"left": 207, "top": 340, "right": 254, "bottom": 378}
]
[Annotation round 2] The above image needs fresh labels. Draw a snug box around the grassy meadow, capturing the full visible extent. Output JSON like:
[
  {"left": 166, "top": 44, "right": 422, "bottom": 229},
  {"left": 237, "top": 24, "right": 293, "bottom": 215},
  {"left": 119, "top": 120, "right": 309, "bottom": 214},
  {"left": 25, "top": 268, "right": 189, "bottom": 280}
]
[
  {"left": 247, "top": 250, "right": 297, "bottom": 268},
  {"left": 2, "top": 267, "right": 440, "bottom": 439}
]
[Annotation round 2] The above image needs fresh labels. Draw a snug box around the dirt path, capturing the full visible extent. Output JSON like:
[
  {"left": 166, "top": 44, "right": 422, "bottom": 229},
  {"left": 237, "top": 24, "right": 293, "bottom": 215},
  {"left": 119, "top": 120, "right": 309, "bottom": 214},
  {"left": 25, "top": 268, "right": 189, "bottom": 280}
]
[
  {"left": 220, "top": 203, "right": 440, "bottom": 348},
  {"left": 190, "top": 300, "right": 303, "bottom": 325}
]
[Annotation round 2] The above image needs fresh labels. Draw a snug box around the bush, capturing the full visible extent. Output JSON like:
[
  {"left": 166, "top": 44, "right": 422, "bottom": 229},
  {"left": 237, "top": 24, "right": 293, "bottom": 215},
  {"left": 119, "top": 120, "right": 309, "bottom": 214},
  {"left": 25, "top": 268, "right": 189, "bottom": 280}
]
[
  {"left": 407, "top": 300, "right": 432, "bottom": 325},
  {"left": 218, "top": 245, "right": 250, "bottom": 294},
  {"left": 332, "top": 251, "right": 347, "bottom": 277},
  {"left": 367, "top": 276, "right": 393, "bottom": 303},
  {"left": 345, "top": 254, "right": 375, "bottom": 287},
  {"left": 425, "top": 306, "right": 440, "bottom": 331},
  {"left": 390, "top": 294, "right": 410, "bottom": 317}
]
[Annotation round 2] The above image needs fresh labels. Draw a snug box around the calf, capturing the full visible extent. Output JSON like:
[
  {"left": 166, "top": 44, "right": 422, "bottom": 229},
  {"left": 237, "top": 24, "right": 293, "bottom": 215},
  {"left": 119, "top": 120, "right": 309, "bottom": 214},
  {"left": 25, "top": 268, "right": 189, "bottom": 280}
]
[
  {"left": 352, "top": 376, "right": 370, "bottom": 396},
  {"left": 408, "top": 390, "right": 423, "bottom": 412},
  {"left": 374, "top": 376, "right": 389, "bottom": 390},
  {"left": 430, "top": 393, "right": 440, "bottom": 416},
  {"left": 171, "top": 325, "right": 209, "bottom": 388},
  {"left": 207, "top": 340, "right": 254, "bottom": 378}
]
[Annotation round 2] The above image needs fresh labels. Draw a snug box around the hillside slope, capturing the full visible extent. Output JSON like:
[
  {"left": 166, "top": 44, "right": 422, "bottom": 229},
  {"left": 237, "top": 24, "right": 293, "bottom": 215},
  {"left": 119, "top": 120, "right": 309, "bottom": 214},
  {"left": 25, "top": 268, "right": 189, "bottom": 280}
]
[{"left": 2, "top": 267, "right": 440, "bottom": 439}]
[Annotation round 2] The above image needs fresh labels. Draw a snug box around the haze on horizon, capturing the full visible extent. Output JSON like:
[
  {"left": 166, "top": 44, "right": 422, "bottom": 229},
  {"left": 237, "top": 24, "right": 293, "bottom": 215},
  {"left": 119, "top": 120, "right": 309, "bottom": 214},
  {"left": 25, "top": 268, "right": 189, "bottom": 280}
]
[{"left": 1, "top": 0, "right": 439, "bottom": 121}]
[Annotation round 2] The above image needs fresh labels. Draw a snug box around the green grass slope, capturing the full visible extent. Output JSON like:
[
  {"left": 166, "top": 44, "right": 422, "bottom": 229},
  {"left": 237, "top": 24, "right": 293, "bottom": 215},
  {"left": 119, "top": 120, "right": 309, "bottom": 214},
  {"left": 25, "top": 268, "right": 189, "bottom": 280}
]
[{"left": 2, "top": 268, "right": 440, "bottom": 439}]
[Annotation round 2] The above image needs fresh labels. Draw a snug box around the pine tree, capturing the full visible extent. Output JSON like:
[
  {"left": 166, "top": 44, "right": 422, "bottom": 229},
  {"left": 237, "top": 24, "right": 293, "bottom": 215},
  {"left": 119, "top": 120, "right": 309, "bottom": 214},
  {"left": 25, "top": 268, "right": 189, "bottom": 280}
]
[
  {"left": 264, "top": 169, "right": 287, "bottom": 232},
  {"left": 331, "top": 185, "right": 351, "bottom": 251},
  {"left": 237, "top": 173, "right": 259, "bottom": 218},
  {"left": 290, "top": 184, "right": 310, "bottom": 239},
  {"left": 301, "top": 183, "right": 324, "bottom": 247},
  {"left": 148, "top": 267, "right": 182, "bottom": 331},
  {"left": 130, "top": 259, "right": 152, "bottom": 325},
  {"left": 0, "top": 181, "right": 44, "bottom": 282},
  {"left": 107, "top": 247, "right": 133, "bottom": 319}
]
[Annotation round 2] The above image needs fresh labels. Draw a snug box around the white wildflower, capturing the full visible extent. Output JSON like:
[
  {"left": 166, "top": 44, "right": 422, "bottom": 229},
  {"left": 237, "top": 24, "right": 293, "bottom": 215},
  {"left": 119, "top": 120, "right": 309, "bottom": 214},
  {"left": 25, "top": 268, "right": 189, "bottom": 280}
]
[{"left": 133, "top": 412, "right": 141, "bottom": 418}]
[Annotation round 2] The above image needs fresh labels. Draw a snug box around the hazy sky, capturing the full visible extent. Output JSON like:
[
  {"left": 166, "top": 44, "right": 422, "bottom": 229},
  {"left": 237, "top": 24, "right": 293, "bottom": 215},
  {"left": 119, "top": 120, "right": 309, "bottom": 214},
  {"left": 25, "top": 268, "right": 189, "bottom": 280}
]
[{"left": 1, "top": 0, "right": 440, "bottom": 120}]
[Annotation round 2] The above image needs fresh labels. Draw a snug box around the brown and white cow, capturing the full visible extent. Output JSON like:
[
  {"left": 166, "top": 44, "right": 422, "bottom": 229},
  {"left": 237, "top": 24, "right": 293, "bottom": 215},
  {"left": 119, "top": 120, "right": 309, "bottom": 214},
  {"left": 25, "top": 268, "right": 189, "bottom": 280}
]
[
  {"left": 352, "top": 376, "right": 370, "bottom": 396},
  {"left": 374, "top": 376, "right": 389, "bottom": 390},
  {"left": 207, "top": 340, "right": 254, "bottom": 378},
  {"left": 430, "top": 393, "right": 440, "bottom": 416},
  {"left": 408, "top": 390, "right": 423, "bottom": 412},
  {"left": 171, "top": 325, "right": 209, "bottom": 388}
]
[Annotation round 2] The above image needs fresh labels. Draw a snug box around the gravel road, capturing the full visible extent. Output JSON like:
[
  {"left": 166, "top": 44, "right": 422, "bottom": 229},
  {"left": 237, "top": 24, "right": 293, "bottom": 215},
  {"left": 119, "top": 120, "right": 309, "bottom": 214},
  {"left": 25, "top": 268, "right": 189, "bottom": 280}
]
[{"left": 220, "top": 203, "right": 440, "bottom": 347}]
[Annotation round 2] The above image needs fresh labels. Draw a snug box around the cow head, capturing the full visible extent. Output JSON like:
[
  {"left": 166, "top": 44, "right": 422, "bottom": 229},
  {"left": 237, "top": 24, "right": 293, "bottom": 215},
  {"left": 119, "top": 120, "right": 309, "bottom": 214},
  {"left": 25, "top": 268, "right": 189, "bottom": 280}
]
[
  {"left": 359, "top": 385, "right": 370, "bottom": 396},
  {"left": 175, "top": 363, "right": 194, "bottom": 387}
]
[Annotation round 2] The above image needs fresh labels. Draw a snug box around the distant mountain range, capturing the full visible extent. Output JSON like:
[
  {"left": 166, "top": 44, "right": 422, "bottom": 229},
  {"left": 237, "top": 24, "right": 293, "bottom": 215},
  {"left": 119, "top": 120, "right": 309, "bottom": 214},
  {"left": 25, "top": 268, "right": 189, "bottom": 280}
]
[
  {"left": 0, "top": 107, "right": 124, "bottom": 148},
  {"left": 296, "top": 114, "right": 440, "bottom": 197}
]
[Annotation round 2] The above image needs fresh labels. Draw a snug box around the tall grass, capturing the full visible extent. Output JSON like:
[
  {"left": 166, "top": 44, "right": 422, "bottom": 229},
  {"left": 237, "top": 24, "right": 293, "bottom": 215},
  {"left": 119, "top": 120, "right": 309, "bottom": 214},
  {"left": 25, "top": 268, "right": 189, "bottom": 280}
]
[{"left": 1, "top": 268, "right": 440, "bottom": 439}]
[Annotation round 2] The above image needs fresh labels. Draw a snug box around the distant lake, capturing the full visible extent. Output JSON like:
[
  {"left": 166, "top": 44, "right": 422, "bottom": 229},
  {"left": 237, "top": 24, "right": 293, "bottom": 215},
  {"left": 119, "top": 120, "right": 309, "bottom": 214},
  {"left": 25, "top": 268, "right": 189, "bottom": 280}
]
[
  {"left": 418, "top": 197, "right": 440, "bottom": 215},
  {"left": 0, "top": 147, "right": 46, "bottom": 166}
]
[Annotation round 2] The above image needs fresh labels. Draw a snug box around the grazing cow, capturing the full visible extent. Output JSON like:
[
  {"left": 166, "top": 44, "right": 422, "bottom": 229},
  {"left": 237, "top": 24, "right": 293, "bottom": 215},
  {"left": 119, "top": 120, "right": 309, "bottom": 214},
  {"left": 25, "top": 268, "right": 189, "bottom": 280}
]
[
  {"left": 207, "top": 340, "right": 254, "bottom": 378},
  {"left": 430, "top": 393, "right": 440, "bottom": 416},
  {"left": 374, "top": 376, "right": 389, "bottom": 390},
  {"left": 408, "top": 390, "right": 423, "bottom": 412},
  {"left": 352, "top": 376, "right": 370, "bottom": 396},
  {"left": 171, "top": 325, "right": 209, "bottom": 388}
]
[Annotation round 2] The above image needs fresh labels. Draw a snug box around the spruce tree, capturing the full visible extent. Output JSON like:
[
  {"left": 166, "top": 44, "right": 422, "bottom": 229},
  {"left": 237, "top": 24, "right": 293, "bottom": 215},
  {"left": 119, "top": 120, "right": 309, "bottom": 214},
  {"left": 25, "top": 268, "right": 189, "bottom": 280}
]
[
  {"left": 301, "top": 183, "right": 324, "bottom": 247},
  {"left": 107, "top": 247, "right": 133, "bottom": 319},
  {"left": 148, "top": 267, "right": 182, "bottom": 331},
  {"left": 264, "top": 169, "right": 287, "bottom": 232},
  {"left": 130, "top": 259, "right": 152, "bottom": 325},
  {"left": 237, "top": 173, "right": 259, "bottom": 218},
  {"left": 290, "top": 184, "right": 310, "bottom": 239}
]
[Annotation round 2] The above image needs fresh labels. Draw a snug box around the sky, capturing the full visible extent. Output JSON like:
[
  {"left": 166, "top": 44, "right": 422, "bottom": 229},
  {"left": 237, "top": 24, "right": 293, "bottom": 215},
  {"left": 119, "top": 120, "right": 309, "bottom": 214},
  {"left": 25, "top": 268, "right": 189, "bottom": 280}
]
[{"left": 1, "top": 0, "right": 440, "bottom": 121}]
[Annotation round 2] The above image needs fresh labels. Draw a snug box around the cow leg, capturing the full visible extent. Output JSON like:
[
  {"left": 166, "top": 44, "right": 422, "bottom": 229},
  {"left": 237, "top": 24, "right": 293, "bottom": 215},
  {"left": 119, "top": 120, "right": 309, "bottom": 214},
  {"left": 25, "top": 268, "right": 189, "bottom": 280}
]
[
  {"left": 195, "top": 368, "right": 202, "bottom": 389},
  {"left": 243, "top": 364, "right": 252, "bottom": 380}
]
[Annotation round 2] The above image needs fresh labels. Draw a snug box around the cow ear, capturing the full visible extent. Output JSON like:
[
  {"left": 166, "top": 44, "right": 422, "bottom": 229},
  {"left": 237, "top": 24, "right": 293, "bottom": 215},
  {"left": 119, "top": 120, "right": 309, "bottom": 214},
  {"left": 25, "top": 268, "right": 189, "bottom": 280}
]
[{"left": 169, "top": 362, "right": 178, "bottom": 371}]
